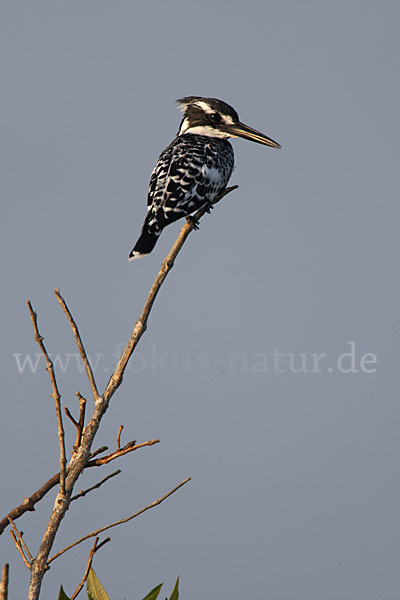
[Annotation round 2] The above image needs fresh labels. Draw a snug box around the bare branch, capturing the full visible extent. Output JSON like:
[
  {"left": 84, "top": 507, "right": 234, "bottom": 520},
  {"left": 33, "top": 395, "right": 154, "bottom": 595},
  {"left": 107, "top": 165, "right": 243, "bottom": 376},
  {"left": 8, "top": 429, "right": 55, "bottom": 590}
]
[
  {"left": 0, "top": 564, "right": 9, "bottom": 600},
  {"left": 54, "top": 289, "right": 100, "bottom": 401},
  {"left": 27, "top": 189, "right": 236, "bottom": 597},
  {"left": 86, "top": 438, "right": 159, "bottom": 467},
  {"left": 48, "top": 477, "right": 191, "bottom": 564},
  {"left": 0, "top": 474, "right": 59, "bottom": 536},
  {"left": 104, "top": 185, "right": 238, "bottom": 400},
  {"left": 0, "top": 438, "right": 156, "bottom": 534},
  {"left": 71, "top": 470, "right": 121, "bottom": 502},
  {"left": 27, "top": 301, "right": 67, "bottom": 496}
]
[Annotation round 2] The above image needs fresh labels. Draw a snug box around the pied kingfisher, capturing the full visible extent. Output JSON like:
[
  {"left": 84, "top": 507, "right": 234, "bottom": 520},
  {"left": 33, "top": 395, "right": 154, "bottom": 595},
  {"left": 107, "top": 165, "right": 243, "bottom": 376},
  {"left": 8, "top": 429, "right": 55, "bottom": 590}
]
[{"left": 129, "top": 96, "right": 280, "bottom": 260}]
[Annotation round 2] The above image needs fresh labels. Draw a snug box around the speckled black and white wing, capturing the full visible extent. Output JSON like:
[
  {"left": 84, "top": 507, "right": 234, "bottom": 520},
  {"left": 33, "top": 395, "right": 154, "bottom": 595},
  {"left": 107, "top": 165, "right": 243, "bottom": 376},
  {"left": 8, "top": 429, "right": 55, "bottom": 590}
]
[{"left": 129, "top": 133, "right": 234, "bottom": 260}]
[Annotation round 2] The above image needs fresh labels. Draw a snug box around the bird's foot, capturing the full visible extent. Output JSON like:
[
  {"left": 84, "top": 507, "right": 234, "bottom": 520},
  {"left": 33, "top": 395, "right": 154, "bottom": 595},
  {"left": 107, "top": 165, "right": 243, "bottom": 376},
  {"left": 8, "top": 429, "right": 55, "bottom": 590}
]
[
  {"left": 205, "top": 203, "right": 214, "bottom": 214},
  {"left": 186, "top": 215, "right": 200, "bottom": 230}
]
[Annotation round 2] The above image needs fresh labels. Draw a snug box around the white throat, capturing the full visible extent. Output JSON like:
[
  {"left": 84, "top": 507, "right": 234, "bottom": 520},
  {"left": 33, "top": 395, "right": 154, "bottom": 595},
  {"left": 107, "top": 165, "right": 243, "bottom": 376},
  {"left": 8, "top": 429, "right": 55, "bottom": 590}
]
[{"left": 178, "top": 118, "right": 231, "bottom": 139}]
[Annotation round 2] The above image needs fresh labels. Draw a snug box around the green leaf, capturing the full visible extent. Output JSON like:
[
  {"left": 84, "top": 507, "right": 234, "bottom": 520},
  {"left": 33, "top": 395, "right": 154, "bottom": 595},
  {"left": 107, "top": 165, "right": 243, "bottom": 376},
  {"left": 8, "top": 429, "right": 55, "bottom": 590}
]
[
  {"left": 141, "top": 583, "right": 163, "bottom": 600},
  {"left": 167, "top": 576, "right": 179, "bottom": 600},
  {"left": 58, "top": 585, "right": 71, "bottom": 600},
  {"left": 86, "top": 568, "right": 110, "bottom": 600}
]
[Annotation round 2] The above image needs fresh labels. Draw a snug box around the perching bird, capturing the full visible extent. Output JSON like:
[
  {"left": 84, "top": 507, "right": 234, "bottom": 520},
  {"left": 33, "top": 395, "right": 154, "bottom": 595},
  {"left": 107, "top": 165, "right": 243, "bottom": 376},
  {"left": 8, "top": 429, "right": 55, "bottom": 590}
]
[{"left": 129, "top": 96, "right": 280, "bottom": 260}]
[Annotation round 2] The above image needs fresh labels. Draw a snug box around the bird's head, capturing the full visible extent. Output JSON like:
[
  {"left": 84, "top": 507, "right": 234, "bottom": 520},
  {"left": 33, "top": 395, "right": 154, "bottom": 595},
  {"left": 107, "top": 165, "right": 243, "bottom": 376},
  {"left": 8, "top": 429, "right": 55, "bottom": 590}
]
[{"left": 176, "top": 96, "right": 281, "bottom": 149}]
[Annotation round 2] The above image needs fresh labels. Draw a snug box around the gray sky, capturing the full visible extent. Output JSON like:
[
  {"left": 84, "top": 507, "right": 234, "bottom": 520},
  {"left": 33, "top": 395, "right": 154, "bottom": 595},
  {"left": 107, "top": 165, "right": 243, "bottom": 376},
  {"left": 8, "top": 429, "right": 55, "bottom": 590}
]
[{"left": 1, "top": 1, "right": 400, "bottom": 598}]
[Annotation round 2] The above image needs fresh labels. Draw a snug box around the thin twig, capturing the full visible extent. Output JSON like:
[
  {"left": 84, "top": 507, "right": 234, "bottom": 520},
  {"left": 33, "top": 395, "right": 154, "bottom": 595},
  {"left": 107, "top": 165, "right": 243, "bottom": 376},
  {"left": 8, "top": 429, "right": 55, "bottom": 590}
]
[
  {"left": 27, "top": 301, "right": 67, "bottom": 495},
  {"left": 9, "top": 518, "right": 32, "bottom": 569},
  {"left": 75, "top": 393, "right": 87, "bottom": 448},
  {"left": 104, "top": 185, "right": 238, "bottom": 400},
  {"left": 70, "top": 536, "right": 110, "bottom": 600},
  {"left": 88, "top": 446, "right": 108, "bottom": 460},
  {"left": 64, "top": 407, "right": 79, "bottom": 428},
  {"left": 71, "top": 470, "right": 121, "bottom": 502},
  {"left": 48, "top": 477, "right": 191, "bottom": 564},
  {"left": 70, "top": 537, "right": 99, "bottom": 600},
  {"left": 0, "top": 564, "right": 9, "bottom": 600},
  {"left": 54, "top": 289, "right": 100, "bottom": 401},
  {"left": 117, "top": 425, "right": 123, "bottom": 451},
  {"left": 86, "top": 438, "right": 158, "bottom": 467},
  {"left": 10, "top": 531, "right": 31, "bottom": 569},
  {"left": 8, "top": 519, "right": 33, "bottom": 563}
]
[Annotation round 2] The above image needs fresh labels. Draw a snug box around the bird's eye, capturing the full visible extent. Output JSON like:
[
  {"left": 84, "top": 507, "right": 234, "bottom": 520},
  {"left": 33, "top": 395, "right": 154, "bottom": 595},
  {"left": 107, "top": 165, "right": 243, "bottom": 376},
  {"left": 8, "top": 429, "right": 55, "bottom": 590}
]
[{"left": 210, "top": 113, "right": 222, "bottom": 124}]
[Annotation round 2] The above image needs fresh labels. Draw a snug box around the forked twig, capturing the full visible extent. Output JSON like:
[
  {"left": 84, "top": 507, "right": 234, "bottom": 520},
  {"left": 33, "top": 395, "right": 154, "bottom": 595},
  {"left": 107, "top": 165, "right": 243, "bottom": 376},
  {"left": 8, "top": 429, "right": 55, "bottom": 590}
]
[
  {"left": 8, "top": 518, "right": 33, "bottom": 569},
  {"left": 48, "top": 477, "right": 191, "bottom": 564},
  {"left": 64, "top": 392, "right": 87, "bottom": 450},
  {"left": 86, "top": 438, "right": 159, "bottom": 467},
  {"left": 10, "top": 531, "right": 31, "bottom": 569},
  {"left": 75, "top": 393, "right": 87, "bottom": 448},
  {"left": 9, "top": 522, "right": 33, "bottom": 563},
  {"left": 69, "top": 536, "right": 110, "bottom": 600}
]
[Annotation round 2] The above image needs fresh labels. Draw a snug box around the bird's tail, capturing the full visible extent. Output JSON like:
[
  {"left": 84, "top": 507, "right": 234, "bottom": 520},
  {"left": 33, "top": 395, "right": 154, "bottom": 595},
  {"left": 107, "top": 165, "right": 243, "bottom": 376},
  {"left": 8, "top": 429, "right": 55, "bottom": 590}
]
[{"left": 128, "top": 228, "right": 159, "bottom": 261}]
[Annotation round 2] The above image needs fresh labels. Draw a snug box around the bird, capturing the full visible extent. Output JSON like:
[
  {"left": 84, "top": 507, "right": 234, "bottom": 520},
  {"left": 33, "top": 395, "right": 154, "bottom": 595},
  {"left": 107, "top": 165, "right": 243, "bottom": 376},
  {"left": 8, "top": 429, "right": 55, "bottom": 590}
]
[{"left": 129, "top": 96, "right": 281, "bottom": 260}]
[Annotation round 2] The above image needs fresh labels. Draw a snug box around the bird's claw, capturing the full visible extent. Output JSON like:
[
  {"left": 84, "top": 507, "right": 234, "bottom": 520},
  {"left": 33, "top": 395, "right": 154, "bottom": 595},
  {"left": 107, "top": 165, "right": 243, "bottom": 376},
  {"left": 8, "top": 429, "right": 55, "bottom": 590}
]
[{"left": 186, "top": 215, "right": 200, "bottom": 230}]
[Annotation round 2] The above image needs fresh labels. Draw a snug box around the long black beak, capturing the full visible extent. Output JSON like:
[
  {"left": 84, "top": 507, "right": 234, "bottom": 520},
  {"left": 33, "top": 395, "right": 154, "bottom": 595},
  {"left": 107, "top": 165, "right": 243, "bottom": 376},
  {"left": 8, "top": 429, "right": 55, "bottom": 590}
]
[{"left": 224, "top": 121, "right": 281, "bottom": 149}]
